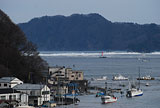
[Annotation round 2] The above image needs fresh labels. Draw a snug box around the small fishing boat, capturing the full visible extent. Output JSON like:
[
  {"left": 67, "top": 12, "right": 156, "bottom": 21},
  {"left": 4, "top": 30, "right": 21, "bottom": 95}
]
[
  {"left": 96, "top": 91, "right": 105, "bottom": 97},
  {"left": 101, "top": 95, "right": 117, "bottom": 104},
  {"left": 126, "top": 67, "right": 143, "bottom": 97},
  {"left": 137, "top": 75, "right": 154, "bottom": 80},
  {"left": 99, "top": 51, "right": 107, "bottom": 58},
  {"left": 145, "top": 83, "right": 149, "bottom": 86},
  {"left": 15, "top": 106, "right": 35, "bottom": 108},
  {"left": 126, "top": 88, "right": 143, "bottom": 97},
  {"left": 113, "top": 74, "right": 128, "bottom": 81},
  {"left": 101, "top": 82, "right": 117, "bottom": 104},
  {"left": 96, "top": 76, "right": 107, "bottom": 81}
]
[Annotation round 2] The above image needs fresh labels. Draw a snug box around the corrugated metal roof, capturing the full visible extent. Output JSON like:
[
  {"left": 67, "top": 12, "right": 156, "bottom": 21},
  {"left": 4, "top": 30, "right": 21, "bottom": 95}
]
[
  {"left": 13, "top": 84, "right": 45, "bottom": 90},
  {"left": 0, "top": 77, "right": 16, "bottom": 83}
]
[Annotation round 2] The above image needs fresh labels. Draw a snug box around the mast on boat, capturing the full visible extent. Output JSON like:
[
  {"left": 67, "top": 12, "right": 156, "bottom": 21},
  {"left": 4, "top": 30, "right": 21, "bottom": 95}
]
[{"left": 138, "top": 67, "right": 140, "bottom": 89}]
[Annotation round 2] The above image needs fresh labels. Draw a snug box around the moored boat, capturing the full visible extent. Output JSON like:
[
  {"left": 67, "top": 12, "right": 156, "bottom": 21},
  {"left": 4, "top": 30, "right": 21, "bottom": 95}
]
[
  {"left": 126, "top": 88, "right": 143, "bottom": 97},
  {"left": 137, "top": 75, "right": 154, "bottom": 80},
  {"left": 96, "top": 91, "right": 105, "bottom": 97},
  {"left": 101, "top": 82, "right": 117, "bottom": 104},
  {"left": 145, "top": 83, "right": 149, "bottom": 86},
  {"left": 113, "top": 74, "right": 128, "bottom": 81},
  {"left": 101, "top": 95, "right": 117, "bottom": 104},
  {"left": 126, "top": 67, "right": 143, "bottom": 97},
  {"left": 96, "top": 76, "right": 107, "bottom": 81},
  {"left": 99, "top": 51, "right": 107, "bottom": 58}
]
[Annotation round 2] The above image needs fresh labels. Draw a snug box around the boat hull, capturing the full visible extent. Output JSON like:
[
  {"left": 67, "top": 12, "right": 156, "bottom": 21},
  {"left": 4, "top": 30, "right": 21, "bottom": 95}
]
[
  {"left": 113, "top": 74, "right": 128, "bottom": 81},
  {"left": 101, "top": 96, "right": 117, "bottom": 104},
  {"left": 127, "top": 89, "right": 143, "bottom": 97},
  {"left": 15, "top": 106, "right": 35, "bottom": 108}
]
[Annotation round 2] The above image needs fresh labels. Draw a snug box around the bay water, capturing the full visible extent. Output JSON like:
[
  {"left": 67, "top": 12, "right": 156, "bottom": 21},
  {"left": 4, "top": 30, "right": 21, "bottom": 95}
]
[{"left": 40, "top": 51, "right": 160, "bottom": 108}]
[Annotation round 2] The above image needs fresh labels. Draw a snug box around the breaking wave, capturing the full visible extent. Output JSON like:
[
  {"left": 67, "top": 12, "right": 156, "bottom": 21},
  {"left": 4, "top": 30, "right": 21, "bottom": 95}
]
[{"left": 38, "top": 51, "right": 160, "bottom": 57}]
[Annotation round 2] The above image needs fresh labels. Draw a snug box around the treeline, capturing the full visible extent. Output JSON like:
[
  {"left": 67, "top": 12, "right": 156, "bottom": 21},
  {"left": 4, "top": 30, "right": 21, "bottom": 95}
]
[
  {"left": 19, "top": 13, "right": 160, "bottom": 52},
  {"left": 0, "top": 10, "right": 48, "bottom": 83}
]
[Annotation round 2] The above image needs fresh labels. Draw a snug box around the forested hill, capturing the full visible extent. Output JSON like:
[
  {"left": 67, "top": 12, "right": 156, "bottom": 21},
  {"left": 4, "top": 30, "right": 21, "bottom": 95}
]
[
  {"left": 0, "top": 10, "right": 48, "bottom": 83},
  {"left": 19, "top": 13, "right": 160, "bottom": 52}
]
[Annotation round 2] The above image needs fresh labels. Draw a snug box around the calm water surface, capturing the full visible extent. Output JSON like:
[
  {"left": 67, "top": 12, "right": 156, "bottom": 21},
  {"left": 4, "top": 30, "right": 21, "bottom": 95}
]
[{"left": 41, "top": 51, "right": 160, "bottom": 108}]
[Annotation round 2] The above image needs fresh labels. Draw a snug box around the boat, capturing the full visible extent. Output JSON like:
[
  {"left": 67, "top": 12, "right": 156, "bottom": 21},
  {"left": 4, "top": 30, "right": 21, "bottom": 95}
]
[
  {"left": 101, "top": 82, "right": 117, "bottom": 104},
  {"left": 96, "top": 76, "right": 107, "bottom": 81},
  {"left": 113, "top": 74, "right": 128, "bottom": 81},
  {"left": 126, "top": 88, "right": 143, "bottom": 97},
  {"left": 99, "top": 51, "right": 107, "bottom": 58},
  {"left": 101, "top": 95, "right": 117, "bottom": 104},
  {"left": 145, "top": 83, "right": 149, "bottom": 86},
  {"left": 15, "top": 106, "right": 35, "bottom": 108},
  {"left": 137, "top": 75, "right": 155, "bottom": 80},
  {"left": 126, "top": 67, "right": 143, "bottom": 97},
  {"left": 96, "top": 91, "right": 105, "bottom": 97}
]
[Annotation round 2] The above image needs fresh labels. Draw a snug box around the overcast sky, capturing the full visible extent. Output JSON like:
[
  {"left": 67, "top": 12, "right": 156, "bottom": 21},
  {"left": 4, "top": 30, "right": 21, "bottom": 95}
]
[{"left": 0, "top": 0, "right": 160, "bottom": 24}]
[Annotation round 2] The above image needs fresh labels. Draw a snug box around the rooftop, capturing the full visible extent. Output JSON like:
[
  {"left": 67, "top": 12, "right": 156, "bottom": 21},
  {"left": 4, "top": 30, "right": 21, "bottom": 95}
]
[
  {"left": 0, "top": 77, "right": 17, "bottom": 83},
  {"left": 13, "top": 83, "right": 46, "bottom": 90}
]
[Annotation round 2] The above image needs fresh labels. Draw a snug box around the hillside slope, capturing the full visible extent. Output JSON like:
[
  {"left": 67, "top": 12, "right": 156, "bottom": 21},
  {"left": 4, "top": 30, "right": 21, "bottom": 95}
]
[{"left": 19, "top": 13, "right": 160, "bottom": 52}]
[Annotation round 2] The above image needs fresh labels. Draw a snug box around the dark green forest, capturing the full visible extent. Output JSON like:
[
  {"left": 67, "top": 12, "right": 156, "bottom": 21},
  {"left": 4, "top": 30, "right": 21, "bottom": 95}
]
[
  {"left": 0, "top": 10, "right": 48, "bottom": 83},
  {"left": 19, "top": 13, "right": 160, "bottom": 52}
]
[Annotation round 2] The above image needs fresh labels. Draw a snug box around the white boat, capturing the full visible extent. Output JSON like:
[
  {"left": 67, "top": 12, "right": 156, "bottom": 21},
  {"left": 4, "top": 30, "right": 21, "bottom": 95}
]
[
  {"left": 101, "top": 82, "right": 117, "bottom": 104},
  {"left": 15, "top": 106, "right": 35, "bottom": 108},
  {"left": 96, "top": 76, "right": 107, "bottom": 81},
  {"left": 126, "top": 67, "right": 143, "bottom": 97},
  {"left": 101, "top": 95, "right": 117, "bottom": 104},
  {"left": 126, "top": 88, "right": 143, "bottom": 97},
  {"left": 113, "top": 74, "right": 128, "bottom": 81},
  {"left": 145, "top": 83, "right": 149, "bottom": 86}
]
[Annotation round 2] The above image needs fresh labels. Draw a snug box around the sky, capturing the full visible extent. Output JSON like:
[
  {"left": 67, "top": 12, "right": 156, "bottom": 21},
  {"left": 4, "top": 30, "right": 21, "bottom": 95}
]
[{"left": 0, "top": 0, "right": 160, "bottom": 24}]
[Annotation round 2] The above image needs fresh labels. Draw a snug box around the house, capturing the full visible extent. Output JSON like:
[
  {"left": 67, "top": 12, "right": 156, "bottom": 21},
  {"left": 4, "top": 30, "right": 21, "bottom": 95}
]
[
  {"left": 0, "top": 77, "right": 23, "bottom": 88},
  {"left": 0, "top": 88, "right": 28, "bottom": 107},
  {"left": 49, "top": 66, "right": 65, "bottom": 76},
  {"left": 48, "top": 67, "right": 84, "bottom": 82},
  {"left": 48, "top": 66, "right": 86, "bottom": 94},
  {"left": 68, "top": 70, "right": 84, "bottom": 80},
  {"left": 13, "top": 84, "right": 50, "bottom": 107}
]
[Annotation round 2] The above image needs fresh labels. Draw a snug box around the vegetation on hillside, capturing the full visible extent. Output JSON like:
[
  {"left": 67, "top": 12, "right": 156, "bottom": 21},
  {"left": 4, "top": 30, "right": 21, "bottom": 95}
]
[
  {"left": 19, "top": 13, "right": 160, "bottom": 52},
  {"left": 0, "top": 10, "right": 48, "bottom": 83}
]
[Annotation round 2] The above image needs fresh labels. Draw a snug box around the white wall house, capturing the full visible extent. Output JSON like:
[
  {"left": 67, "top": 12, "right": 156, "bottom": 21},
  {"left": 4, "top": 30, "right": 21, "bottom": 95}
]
[
  {"left": 0, "top": 77, "right": 23, "bottom": 88},
  {"left": 0, "top": 88, "right": 28, "bottom": 106},
  {"left": 13, "top": 84, "right": 50, "bottom": 107}
]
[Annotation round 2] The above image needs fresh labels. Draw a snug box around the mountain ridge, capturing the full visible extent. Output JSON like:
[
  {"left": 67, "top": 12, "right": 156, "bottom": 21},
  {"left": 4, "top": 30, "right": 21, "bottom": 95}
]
[{"left": 19, "top": 13, "right": 160, "bottom": 52}]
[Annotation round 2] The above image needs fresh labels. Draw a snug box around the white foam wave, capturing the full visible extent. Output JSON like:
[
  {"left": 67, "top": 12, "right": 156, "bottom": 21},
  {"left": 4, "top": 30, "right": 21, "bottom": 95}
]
[
  {"left": 38, "top": 51, "right": 148, "bottom": 57},
  {"left": 150, "top": 52, "right": 160, "bottom": 55},
  {"left": 39, "top": 52, "right": 99, "bottom": 57}
]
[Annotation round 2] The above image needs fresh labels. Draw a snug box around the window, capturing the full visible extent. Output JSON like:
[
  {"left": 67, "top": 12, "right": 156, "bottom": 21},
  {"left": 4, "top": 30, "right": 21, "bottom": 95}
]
[
  {"left": 4, "top": 84, "right": 7, "bottom": 87},
  {"left": 12, "top": 95, "right": 16, "bottom": 100},
  {"left": 1, "top": 96, "right": 6, "bottom": 100},
  {"left": 42, "top": 91, "right": 50, "bottom": 95},
  {"left": 31, "top": 91, "right": 36, "bottom": 96},
  {"left": 49, "top": 71, "right": 52, "bottom": 74}
]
